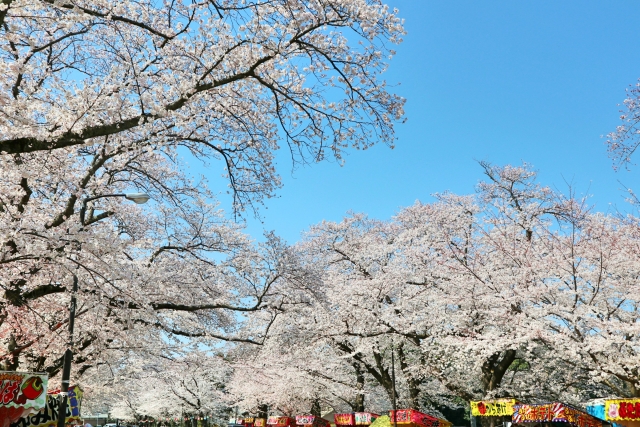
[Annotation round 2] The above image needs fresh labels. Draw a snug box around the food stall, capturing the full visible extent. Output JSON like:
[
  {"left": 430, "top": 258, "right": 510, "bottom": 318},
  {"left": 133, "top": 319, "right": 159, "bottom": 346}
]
[
  {"left": 296, "top": 415, "right": 331, "bottom": 427},
  {"left": 0, "top": 371, "right": 49, "bottom": 427},
  {"left": 388, "top": 409, "right": 452, "bottom": 427},
  {"left": 336, "top": 412, "right": 380, "bottom": 427},
  {"left": 470, "top": 399, "right": 520, "bottom": 426},
  {"left": 512, "top": 402, "right": 604, "bottom": 427},
  {"left": 604, "top": 399, "right": 640, "bottom": 427},
  {"left": 267, "top": 416, "right": 296, "bottom": 427},
  {"left": 356, "top": 413, "right": 380, "bottom": 426},
  {"left": 335, "top": 414, "right": 356, "bottom": 427}
]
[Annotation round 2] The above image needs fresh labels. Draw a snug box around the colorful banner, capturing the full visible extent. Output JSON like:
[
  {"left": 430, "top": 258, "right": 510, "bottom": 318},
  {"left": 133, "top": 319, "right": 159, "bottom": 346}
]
[
  {"left": 355, "top": 413, "right": 379, "bottom": 425},
  {"left": 0, "top": 372, "right": 48, "bottom": 412},
  {"left": 0, "top": 372, "right": 48, "bottom": 427},
  {"left": 335, "top": 414, "right": 355, "bottom": 426},
  {"left": 295, "top": 416, "right": 330, "bottom": 427},
  {"left": 606, "top": 399, "right": 640, "bottom": 421},
  {"left": 255, "top": 419, "right": 267, "bottom": 427},
  {"left": 297, "top": 416, "right": 316, "bottom": 425},
  {"left": 10, "top": 386, "right": 82, "bottom": 427},
  {"left": 471, "top": 399, "right": 518, "bottom": 416},
  {"left": 267, "top": 417, "right": 295, "bottom": 427},
  {"left": 512, "top": 403, "right": 601, "bottom": 427},
  {"left": 389, "top": 410, "right": 452, "bottom": 427}
]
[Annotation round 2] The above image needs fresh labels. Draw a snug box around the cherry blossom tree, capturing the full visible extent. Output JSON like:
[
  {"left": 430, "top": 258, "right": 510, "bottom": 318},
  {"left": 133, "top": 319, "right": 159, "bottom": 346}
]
[
  {"left": 607, "top": 79, "right": 640, "bottom": 169},
  {"left": 0, "top": 145, "right": 301, "bottom": 383},
  {"left": 83, "top": 350, "right": 233, "bottom": 421},
  {"left": 534, "top": 211, "right": 640, "bottom": 398},
  {"left": 246, "top": 163, "right": 623, "bottom": 415},
  {"left": 0, "top": 0, "right": 405, "bottom": 211},
  {"left": 0, "top": 0, "right": 405, "bottom": 400}
]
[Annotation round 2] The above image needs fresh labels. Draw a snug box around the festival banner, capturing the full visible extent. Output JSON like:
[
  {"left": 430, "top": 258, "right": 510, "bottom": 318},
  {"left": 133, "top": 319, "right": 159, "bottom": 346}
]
[
  {"left": 295, "top": 416, "right": 330, "bottom": 427},
  {"left": 512, "top": 402, "right": 601, "bottom": 427},
  {"left": 0, "top": 372, "right": 48, "bottom": 427},
  {"left": 267, "top": 417, "right": 295, "bottom": 427},
  {"left": 355, "top": 413, "right": 379, "bottom": 425},
  {"left": 10, "top": 386, "right": 82, "bottom": 427},
  {"left": 389, "top": 410, "right": 452, "bottom": 427},
  {"left": 605, "top": 399, "right": 640, "bottom": 421},
  {"left": 255, "top": 418, "right": 267, "bottom": 427},
  {"left": 335, "top": 414, "right": 355, "bottom": 426},
  {"left": 296, "top": 416, "right": 316, "bottom": 425},
  {"left": 471, "top": 399, "right": 518, "bottom": 416}
]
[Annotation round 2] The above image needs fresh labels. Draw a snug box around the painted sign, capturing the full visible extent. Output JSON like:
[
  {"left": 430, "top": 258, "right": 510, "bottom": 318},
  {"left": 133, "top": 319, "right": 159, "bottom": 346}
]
[
  {"left": 0, "top": 372, "right": 48, "bottom": 427},
  {"left": 512, "top": 402, "right": 601, "bottom": 427},
  {"left": 605, "top": 399, "right": 640, "bottom": 421},
  {"left": 255, "top": 419, "right": 267, "bottom": 427},
  {"left": 0, "top": 372, "right": 48, "bottom": 411},
  {"left": 389, "top": 410, "right": 452, "bottom": 427},
  {"left": 471, "top": 399, "right": 518, "bottom": 416},
  {"left": 297, "top": 416, "right": 316, "bottom": 425},
  {"left": 335, "top": 414, "right": 355, "bottom": 426},
  {"left": 267, "top": 417, "right": 295, "bottom": 427},
  {"left": 295, "top": 416, "right": 330, "bottom": 427},
  {"left": 355, "top": 413, "right": 379, "bottom": 425},
  {"left": 10, "top": 386, "right": 82, "bottom": 427}
]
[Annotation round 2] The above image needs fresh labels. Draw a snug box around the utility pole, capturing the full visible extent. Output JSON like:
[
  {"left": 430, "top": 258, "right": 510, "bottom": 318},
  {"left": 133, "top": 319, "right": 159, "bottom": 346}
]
[
  {"left": 57, "top": 272, "right": 78, "bottom": 427},
  {"left": 391, "top": 341, "right": 398, "bottom": 427}
]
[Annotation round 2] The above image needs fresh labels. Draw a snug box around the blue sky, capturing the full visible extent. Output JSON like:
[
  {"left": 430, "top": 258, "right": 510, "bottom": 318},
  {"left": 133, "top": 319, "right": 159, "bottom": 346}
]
[{"left": 199, "top": 1, "right": 640, "bottom": 243}]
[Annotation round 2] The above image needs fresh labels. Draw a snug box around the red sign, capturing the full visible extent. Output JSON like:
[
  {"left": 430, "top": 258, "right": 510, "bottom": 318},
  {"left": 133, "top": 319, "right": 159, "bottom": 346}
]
[
  {"left": 335, "top": 414, "right": 355, "bottom": 426},
  {"left": 389, "top": 410, "right": 450, "bottom": 427}
]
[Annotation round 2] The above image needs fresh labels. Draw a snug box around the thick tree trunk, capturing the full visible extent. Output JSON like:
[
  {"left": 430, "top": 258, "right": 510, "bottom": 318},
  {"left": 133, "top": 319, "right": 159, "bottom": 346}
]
[
  {"left": 310, "top": 399, "right": 321, "bottom": 417},
  {"left": 351, "top": 362, "right": 366, "bottom": 412},
  {"left": 396, "top": 343, "right": 422, "bottom": 409},
  {"left": 258, "top": 404, "right": 269, "bottom": 419},
  {"left": 481, "top": 350, "right": 517, "bottom": 395}
]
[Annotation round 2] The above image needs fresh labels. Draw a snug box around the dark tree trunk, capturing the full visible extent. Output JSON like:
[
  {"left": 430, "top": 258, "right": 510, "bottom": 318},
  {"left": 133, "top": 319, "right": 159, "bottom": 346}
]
[
  {"left": 310, "top": 399, "right": 321, "bottom": 417},
  {"left": 397, "top": 342, "right": 422, "bottom": 409},
  {"left": 258, "top": 404, "right": 269, "bottom": 419},
  {"left": 481, "top": 350, "right": 517, "bottom": 394},
  {"left": 351, "top": 362, "right": 366, "bottom": 412}
]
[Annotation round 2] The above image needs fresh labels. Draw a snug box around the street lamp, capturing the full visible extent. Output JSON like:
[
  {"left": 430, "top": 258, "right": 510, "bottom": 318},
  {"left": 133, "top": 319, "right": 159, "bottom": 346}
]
[
  {"left": 80, "top": 192, "right": 151, "bottom": 225},
  {"left": 57, "top": 192, "right": 150, "bottom": 427}
]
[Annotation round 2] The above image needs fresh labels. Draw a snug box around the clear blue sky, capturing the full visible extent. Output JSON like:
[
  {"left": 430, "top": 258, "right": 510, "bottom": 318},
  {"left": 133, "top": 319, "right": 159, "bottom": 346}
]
[{"left": 197, "top": 1, "right": 640, "bottom": 243}]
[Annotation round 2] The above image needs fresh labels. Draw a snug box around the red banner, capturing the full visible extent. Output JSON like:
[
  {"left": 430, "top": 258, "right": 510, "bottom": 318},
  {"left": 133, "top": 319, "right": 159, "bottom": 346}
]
[
  {"left": 389, "top": 410, "right": 451, "bottom": 427},
  {"left": 335, "top": 414, "right": 355, "bottom": 426}
]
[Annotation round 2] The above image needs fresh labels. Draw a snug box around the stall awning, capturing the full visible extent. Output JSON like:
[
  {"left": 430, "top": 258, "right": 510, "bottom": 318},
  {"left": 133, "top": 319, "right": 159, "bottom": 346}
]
[
  {"left": 267, "top": 417, "right": 296, "bottom": 427},
  {"left": 335, "top": 414, "right": 355, "bottom": 426},
  {"left": 389, "top": 409, "right": 452, "bottom": 427},
  {"left": 513, "top": 402, "right": 602, "bottom": 427},
  {"left": 295, "top": 415, "right": 330, "bottom": 427},
  {"left": 335, "top": 413, "right": 380, "bottom": 426}
]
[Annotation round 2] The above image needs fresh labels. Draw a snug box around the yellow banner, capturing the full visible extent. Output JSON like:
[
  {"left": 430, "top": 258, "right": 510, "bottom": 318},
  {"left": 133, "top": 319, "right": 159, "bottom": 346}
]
[
  {"left": 470, "top": 399, "right": 518, "bottom": 416},
  {"left": 605, "top": 399, "right": 640, "bottom": 421}
]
